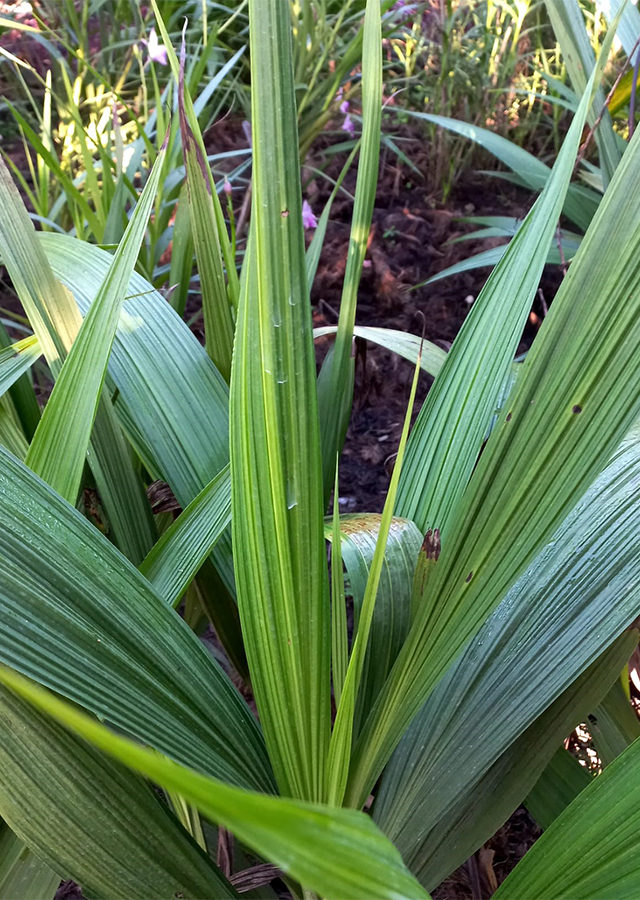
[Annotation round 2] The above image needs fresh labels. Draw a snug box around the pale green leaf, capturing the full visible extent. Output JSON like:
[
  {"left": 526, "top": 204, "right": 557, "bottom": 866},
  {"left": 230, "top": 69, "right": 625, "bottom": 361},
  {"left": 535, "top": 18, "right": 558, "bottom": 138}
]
[
  {"left": 495, "top": 733, "right": 640, "bottom": 899},
  {"left": 139, "top": 464, "right": 231, "bottom": 608},
  {"left": 0, "top": 685, "right": 236, "bottom": 900},
  {"left": 0, "top": 668, "right": 429, "bottom": 900},
  {"left": 0, "top": 824, "right": 59, "bottom": 900},
  {"left": 230, "top": 0, "right": 330, "bottom": 802},
  {"left": 25, "top": 140, "right": 166, "bottom": 504},
  {"left": 0, "top": 443, "right": 274, "bottom": 793}
]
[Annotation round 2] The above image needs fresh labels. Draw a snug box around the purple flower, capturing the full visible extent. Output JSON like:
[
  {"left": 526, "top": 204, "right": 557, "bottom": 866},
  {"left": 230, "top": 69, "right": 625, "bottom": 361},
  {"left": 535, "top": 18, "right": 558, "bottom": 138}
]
[
  {"left": 143, "top": 27, "right": 168, "bottom": 66},
  {"left": 340, "top": 99, "right": 350, "bottom": 115},
  {"left": 302, "top": 200, "right": 318, "bottom": 230},
  {"left": 342, "top": 112, "right": 355, "bottom": 137}
]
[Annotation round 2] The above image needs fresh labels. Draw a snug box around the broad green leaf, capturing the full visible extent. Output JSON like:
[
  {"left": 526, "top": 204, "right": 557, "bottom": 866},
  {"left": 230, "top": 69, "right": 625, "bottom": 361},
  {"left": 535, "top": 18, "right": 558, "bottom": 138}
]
[
  {"left": 25, "top": 138, "right": 166, "bottom": 504},
  {"left": 0, "top": 335, "right": 41, "bottom": 399},
  {"left": 495, "top": 733, "right": 640, "bottom": 899},
  {"left": 0, "top": 824, "right": 58, "bottom": 900},
  {"left": 178, "top": 34, "right": 234, "bottom": 381},
  {"left": 139, "top": 464, "right": 231, "bottom": 608},
  {"left": 326, "top": 514, "right": 422, "bottom": 734},
  {"left": 590, "top": 678, "right": 640, "bottom": 766},
  {"left": 348, "top": 58, "right": 640, "bottom": 808},
  {"left": 545, "top": 0, "right": 622, "bottom": 187},
  {"left": 0, "top": 319, "right": 40, "bottom": 441},
  {"left": 391, "top": 632, "right": 635, "bottom": 889},
  {"left": 316, "top": 0, "right": 382, "bottom": 503},
  {"left": 0, "top": 668, "right": 429, "bottom": 900},
  {"left": 525, "top": 747, "right": 592, "bottom": 830},
  {"left": 230, "top": 0, "right": 330, "bottom": 802},
  {"left": 0, "top": 443, "right": 274, "bottom": 793},
  {"left": 0, "top": 394, "right": 28, "bottom": 459},
  {"left": 396, "top": 43, "right": 606, "bottom": 544},
  {"left": 314, "top": 325, "right": 446, "bottom": 379},
  {"left": 39, "top": 234, "right": 242, "bottom": 659},
  {"left": 0, "top": 684, "right": 237, "bottom": 900},
  {"left": 374, "top": 425, "right": 640, "bottom": 851},
  {"left": 0, "top": 158, "right": 155, "bottom": 566},
  {"left": 401, "top": 110, "right": 598, "bottom": 231}
]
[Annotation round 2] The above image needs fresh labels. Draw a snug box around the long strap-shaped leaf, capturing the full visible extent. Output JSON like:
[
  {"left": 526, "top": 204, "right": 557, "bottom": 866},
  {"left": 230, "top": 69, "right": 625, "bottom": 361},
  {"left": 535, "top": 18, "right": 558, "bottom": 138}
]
[
  {"left": 177, "top": 33, "right": 235, "bottom": 381},
  {"left": 230, "top": 0, "right": 330, "bottom": 802},
  {"left": 25, "top": 137, "right": 167, "bottom": 504},
  {"left": 545, "top": 0, "right": 621, "bottom": 188},
  {"left": 150, "top": 0, "right": 240, "bottom": 308},
  {"left": 0, "top": 685, "right": 237, "bottom": 900},
  {"left": 0, "top": 159, "right": 156, "bottom": 566},
  {"left": 314, "top": 325, "right": 447, "bottom": 379},
  {"left": 0, "top": 444, "right": 274, "bottom": 793},
  {"left": 0, "top": 823, "right": 59, "bottom": 900},
  {"left": 326, "top": 514, "right": 423, "bottom": 734},
  {"left": 0, "top": 668, "right": 429, "bottom": 900},
  {"left": 494, "top": 732, "right": 640, "bottom": 898},
  {"left": 396, "top": 34, "right": 613, "bottom": 541},
  {"left": 349, "top": 63, "right": 640, "bottom": 810},
  {"left": 0, "top": 335, "right": 41, "bottom": 399},
  {"left": 316, "top": 0, "right": 382, "bottom": 503},
  {"left": 139, "top": 464, "right": 231, "bottom": 607},
  {"left": 401, "top": 631, "right": 637, "bottom": 889},
  {"left": 374, "top": 426, "right": 640, "bottom": 861}
]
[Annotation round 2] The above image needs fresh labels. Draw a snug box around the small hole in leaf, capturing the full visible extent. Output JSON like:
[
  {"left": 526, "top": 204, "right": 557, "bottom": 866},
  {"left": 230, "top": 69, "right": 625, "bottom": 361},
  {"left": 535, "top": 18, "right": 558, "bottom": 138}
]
[
  {"left": 465, "top": 571, "right": 473, "bottom": 583},
  {"left": 572, "top": 404, "right": 582, "bottom": 414},
  {"left": 506, "top": 412, "right": 512, "bottom": 422}
]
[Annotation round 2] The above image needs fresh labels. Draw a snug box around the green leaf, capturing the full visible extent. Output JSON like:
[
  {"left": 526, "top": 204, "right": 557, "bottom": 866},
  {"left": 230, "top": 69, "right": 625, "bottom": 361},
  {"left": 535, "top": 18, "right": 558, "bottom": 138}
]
[
  {"left": 0, "top": 824, "right": 59, "bottom": 900},
  {"left": 590, "top": 678, "right": 640, "bottom": 767},
  {"left": 230, "top": 0, "right": 330, "bottom": 802},
  {"left": 392, "top": 632, "right": 636, "bottom": 889},
  {"left": 316, "top": 0, "right": 383, "bottom": 503},
  {"left": 139, "top": 464, "right": 231, "bottom": 608},
  {"left": 525, "top": 747, "right": 592, "bottom": 830},
  {"left": 25, "top": 138, "right": 167, "bottom": 505},
  {"left": 178, "top": 34, "right": 234, "bottom": 381},
  {"left": 0, "top": 443, "right": 274, "bottom": 793},
  {"left": 545, "top": 0, "right": 622, "bottom": 188},
  {"left": 314, "top": 325, "right": 446, "bottom": 379},
  {"left": 331, "top": 467, "right": 348, "bottom": 707},
  {"left": 150, "top": 0, "right": 240, "bottom": 308},
  {"left": 374, "top": 424, "right": 640, "bottom": 860},
  {"left": 495, "top": 734, "right": 640, "bottom": 899},
  {"left": 400, "top": 111, "right": 599, "bottom": 231},
  {"left": 326, "top": 514, "right": 423, "bottom": 734},
  {"left": 348, "top": 60, "right": 640, "bottom": 810},
  {"left": 39, "top": 234, "right": 239, "bottom": 635},
  {"left": 0, "top": 684, "right": 237, "bottom": 900},
  {"left": 396, "top": 40, "right": 605, "bottom": 544},
  {"left": 0, "top": 158, "right": 155, "bottom": 566},
  {"left": 0, "top": 335, "right": 41, "bottom": 399},
  {"left": 0, "top": 668, "right": 430, "bottom": 900},
  {"left": 326, "top": 351, "right": 422, "bottom": 806},
  {"left": 0, "top": 319, "right": 40, "bottom": 441}
]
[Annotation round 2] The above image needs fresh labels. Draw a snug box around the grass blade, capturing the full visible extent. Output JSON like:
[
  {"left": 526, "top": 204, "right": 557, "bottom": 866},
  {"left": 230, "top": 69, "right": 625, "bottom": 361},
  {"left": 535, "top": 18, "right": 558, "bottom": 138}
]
[
  {"left": 0, "top": 667, "right": 429, "bottom": 900},
  {"left": 139, "top": 464, "right": 231, "bottom": 608},
  {"left": 25, "top": 136, "right": 167, "bottom": 504},
  {"left": 230, "top": 0, "right": 331, "bottom": 802}
]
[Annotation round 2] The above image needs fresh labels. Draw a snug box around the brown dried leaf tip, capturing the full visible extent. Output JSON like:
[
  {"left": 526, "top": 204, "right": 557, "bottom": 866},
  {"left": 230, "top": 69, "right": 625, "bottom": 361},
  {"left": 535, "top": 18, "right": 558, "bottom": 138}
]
[{"left": 422, "top": 528, "right": 441, "bottom": 562}]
